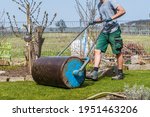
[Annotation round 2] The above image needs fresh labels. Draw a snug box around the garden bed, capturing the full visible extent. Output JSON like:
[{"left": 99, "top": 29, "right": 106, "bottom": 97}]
[
  {"left": 0, "top": 65, "right": 33, "bottom": 82},
  {"left": 0, "top": 65, "right": 29, "bottom": 77}
]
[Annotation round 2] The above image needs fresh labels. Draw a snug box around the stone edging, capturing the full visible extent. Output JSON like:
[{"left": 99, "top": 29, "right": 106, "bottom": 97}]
[{"left": 0, "top": 75, "right": 33, "bottom": 82}]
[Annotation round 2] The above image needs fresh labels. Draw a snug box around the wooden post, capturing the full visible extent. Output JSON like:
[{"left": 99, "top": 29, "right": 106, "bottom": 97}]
[{"left": 26, "top": 4, "right": 32, "bottom": 74}]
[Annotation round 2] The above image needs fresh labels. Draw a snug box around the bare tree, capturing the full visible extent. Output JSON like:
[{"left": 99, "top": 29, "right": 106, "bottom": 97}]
[
  {"left": 0, "top": 10, "right": 6, "bottom": 38},
  {"left": 74, "top": 0, "right": 98, "bottom": 57},
  {"left": 75, "top": 0, "right": 97, "bottom": 26},
  {"left": 7, "top": 0, "right": 56, "bottom": 73},
  {"left": 55, "top": 19, "right": 67, "bottom": 33}
]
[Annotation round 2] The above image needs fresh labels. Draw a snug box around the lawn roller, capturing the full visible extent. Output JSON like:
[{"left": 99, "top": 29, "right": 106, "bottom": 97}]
[
  {"left": 32, "top": 24, "right": 90, "bottom": 88},
  {"left": 32, "top": 21, "right": 104, "bottom": 88}
]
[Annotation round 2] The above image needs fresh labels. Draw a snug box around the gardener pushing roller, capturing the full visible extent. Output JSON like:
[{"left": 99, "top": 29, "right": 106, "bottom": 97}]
[{"left": 87, "top": 0, "right": 126, "bottom": 80}]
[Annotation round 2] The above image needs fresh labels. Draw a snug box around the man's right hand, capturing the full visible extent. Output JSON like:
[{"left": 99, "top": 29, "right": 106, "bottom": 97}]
[
  {"left": 89, "top": 18, "right": 103, "bottom": 25},
  {"left": 89, "top": 21, "right": 96, "bottom": 25}
]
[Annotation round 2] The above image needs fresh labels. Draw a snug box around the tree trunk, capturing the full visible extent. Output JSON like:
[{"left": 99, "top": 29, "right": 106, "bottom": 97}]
[{"left": 33, "top": 26, "right": 45, "bottom": 59}]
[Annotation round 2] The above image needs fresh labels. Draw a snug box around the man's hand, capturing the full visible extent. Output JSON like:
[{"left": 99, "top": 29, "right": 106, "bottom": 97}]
[
  {"left": 89, "top": 20, "right": 103, "bottom": 25},
  {"left": 89, "top": 21, "right": 97, "bottom": 25},
  {"left": 104, "top": 17, "right": 112, "bottom": 23}
]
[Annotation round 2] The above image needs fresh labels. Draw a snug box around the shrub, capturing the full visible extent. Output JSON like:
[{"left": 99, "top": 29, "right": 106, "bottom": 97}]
[{"left": 124, "top": 84, "right": 150, "bottom": 100}]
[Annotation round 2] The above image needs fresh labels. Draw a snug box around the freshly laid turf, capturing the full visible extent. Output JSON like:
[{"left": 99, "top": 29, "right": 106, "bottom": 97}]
[{"left": 0, "top": 70, "right": 150, "bottom": 100}]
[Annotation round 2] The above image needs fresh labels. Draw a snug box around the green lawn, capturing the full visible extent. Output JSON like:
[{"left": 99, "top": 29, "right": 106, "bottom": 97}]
[
  {"left": 0, "top": 34, "right": 150, "bottom": 100},
  {"left": 0, "top": 70, "right": 150, "bottom": 100}
]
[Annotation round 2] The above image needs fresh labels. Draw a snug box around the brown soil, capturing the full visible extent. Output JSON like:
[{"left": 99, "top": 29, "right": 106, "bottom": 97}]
[{"left": 0, "top": 66, "right": 29, "bottom": 77}]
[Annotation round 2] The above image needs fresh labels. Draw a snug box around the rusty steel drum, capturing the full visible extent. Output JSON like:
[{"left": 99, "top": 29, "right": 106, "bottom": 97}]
[{"left": 32, "top": 56, "right": 85, "bottom": 88}]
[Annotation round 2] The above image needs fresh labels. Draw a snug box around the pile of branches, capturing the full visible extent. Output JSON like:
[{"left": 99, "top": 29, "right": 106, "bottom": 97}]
[
  {"left": 122, "top": 42, "right": 147, "bottom": 56},
  {"left": 122, "top": 42, "right": 148, "bottom": 64}
]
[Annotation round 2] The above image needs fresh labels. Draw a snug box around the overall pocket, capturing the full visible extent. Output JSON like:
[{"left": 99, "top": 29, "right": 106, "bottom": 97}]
[{"left": 115, "top": 37, "right": 123, "bottom": 50}]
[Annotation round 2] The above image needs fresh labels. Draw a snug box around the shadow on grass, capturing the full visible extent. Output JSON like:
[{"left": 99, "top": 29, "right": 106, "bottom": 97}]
[
  {"left": 80, "top": 79, "right": 95, "bottom": 88},
  {"left": 34, "top": 78, "right": 96, "bottom": 89}
]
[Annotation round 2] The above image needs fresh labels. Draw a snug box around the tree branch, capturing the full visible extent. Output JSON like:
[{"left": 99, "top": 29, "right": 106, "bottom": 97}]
[
  {"left": 30, "top": 14, "right": 40, "bottom": 25},
  {"left": 31, "top": 2, "right": 36, "bottom": 13},
  {"left": 23, "top": 0, "right": 28, "bottom": 5},
  {"left": 41, "top": 11, "right": 46, "bottom": 26},
  {"left": 13, "top": 15, "right": 21, "bottom": 34},
  {"left": 47, "top": 13, "right": 57, "bottom": 27},
  {"left": 30, "top": 0, "right": 34, "bottom": 8},
  {"left": 6, "top": 12, "right": 21, "bottom": 37},
  {"left": 12, "top": 0, "right": 25, "bottom": 9},
  {"left": 0, "top": 9, "right": 5, "bottom": 21},
  {"left": 31, "top": 1, "right": 42, "bottom": 15},
  {"left": 18, "top": 7, "right": 26, "bottom": 14},
  {"left": 42, "top": 12, "right": 48, "bottom": 32},
  {"left": 35, "top": 8, "right": 40, "bottom": 21}
]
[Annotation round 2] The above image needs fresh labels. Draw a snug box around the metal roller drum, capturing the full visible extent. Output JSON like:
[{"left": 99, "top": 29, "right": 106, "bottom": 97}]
[{"left": 32, "top": 56, "right": 85, "bottom": 88}]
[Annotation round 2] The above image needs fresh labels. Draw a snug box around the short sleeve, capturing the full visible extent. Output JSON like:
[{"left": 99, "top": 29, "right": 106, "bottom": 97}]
[
  {"left": 109, "top": 0, "right": 119, "bottom": 9},
  {"left": 97, "top": 3, "right": 102, "bottom": 19}
]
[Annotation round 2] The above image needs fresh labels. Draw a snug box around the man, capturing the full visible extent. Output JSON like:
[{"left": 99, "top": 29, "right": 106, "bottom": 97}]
[{"left": 88, "top": 0, "right": 126, "bottom": 80}]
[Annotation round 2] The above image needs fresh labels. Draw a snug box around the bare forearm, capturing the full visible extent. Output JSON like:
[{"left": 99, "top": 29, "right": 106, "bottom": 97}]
[{"left": 112, "top": 5, "right": 126, "bottom": 20}]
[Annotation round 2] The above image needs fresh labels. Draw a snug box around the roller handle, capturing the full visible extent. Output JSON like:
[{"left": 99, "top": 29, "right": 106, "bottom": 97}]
[{"left": 73, "top": 57, "right": 90, "bottom": 77}]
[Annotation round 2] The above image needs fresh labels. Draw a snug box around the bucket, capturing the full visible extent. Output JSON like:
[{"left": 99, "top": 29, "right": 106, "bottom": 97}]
[{"left": 32, "top": 56, "right": 85, "bottom": 88}]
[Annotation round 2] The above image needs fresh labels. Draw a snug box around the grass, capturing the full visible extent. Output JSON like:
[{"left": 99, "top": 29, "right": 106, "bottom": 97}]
[
  {"left": 1, "top": 33, "right": 77, "bottom": 58},
  {"left": 0, "top": 65, "right": 21, "bottom": 70},
  {"left": 0, "top": 70, "right": 150, "bottom": 100},
  {"left": 0, "top": 33, "right": 150, "bottom": 100},
  {"left": 1, "top": 33, "right": 150, "bottom": 59}
]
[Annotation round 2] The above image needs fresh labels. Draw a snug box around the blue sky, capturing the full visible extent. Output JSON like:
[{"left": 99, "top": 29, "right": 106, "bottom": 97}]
[{"left": 0, "top": 0, "right": 150, "bottom": 22}]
